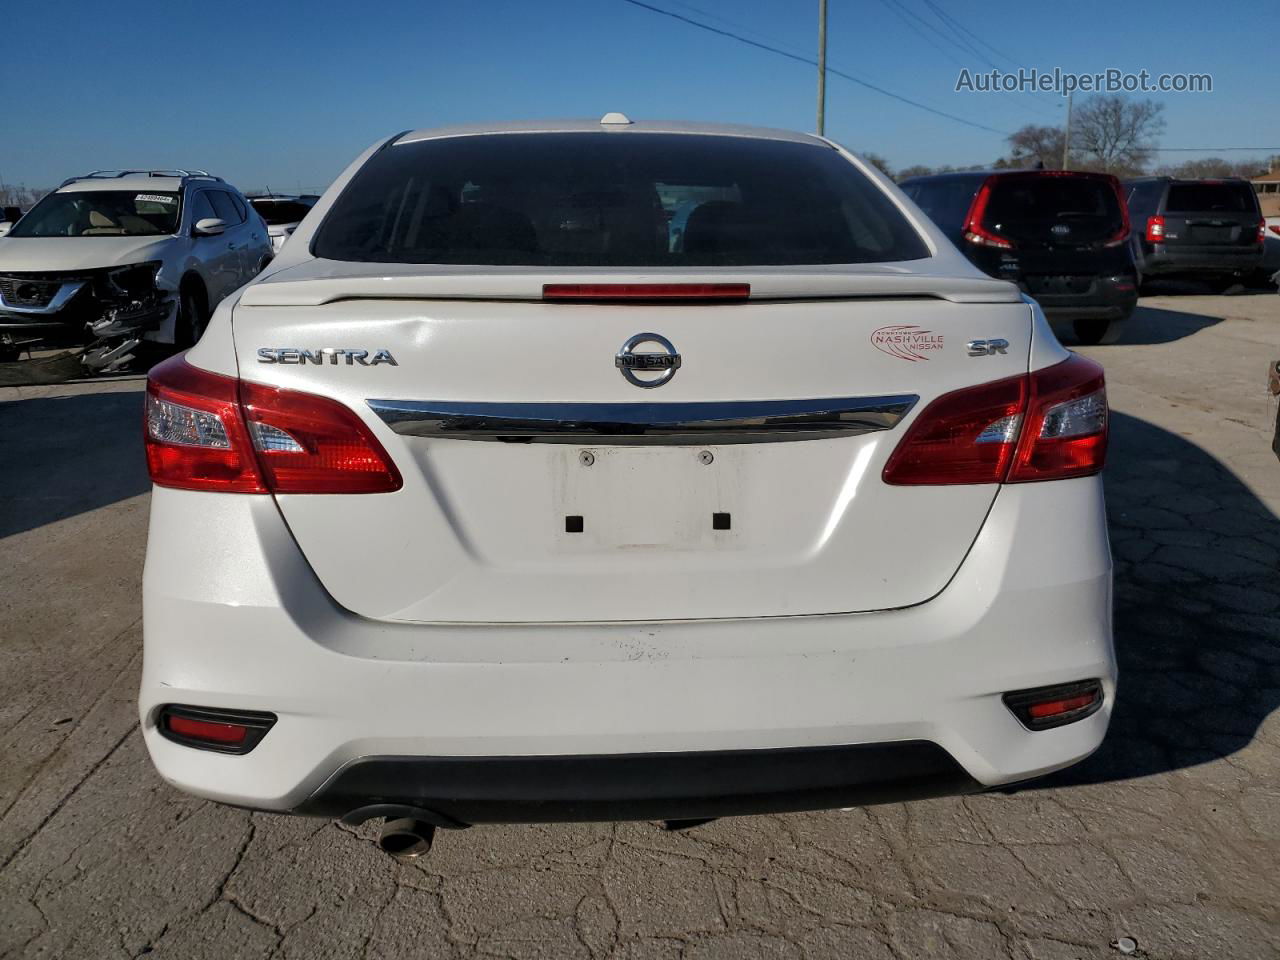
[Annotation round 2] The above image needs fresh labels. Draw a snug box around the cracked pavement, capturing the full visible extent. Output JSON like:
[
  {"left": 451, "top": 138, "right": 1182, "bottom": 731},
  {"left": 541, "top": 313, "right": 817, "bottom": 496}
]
[{"left": 1, "top": 292, "right": 1278, "bottom": 959}]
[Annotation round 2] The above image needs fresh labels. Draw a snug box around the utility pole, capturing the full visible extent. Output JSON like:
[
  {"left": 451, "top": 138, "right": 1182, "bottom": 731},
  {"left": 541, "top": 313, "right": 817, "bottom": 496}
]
[
  {"left": 1061, "top": 90, "right": 1073, "bottom": 170},
  {"left": 816, "top": 0, "right": 828, "bottom": 136}
]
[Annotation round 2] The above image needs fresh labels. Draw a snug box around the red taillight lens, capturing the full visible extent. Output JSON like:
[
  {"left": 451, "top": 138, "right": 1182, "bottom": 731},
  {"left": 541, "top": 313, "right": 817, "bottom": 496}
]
[
  {"left": 883, "top": 354, "right": 1107, "bottom": 486},
  {"left": 1145, "top": 215, "right": 1165, "bottom": 244},
  {"left": 542, "top": 283, "right": 750, "bottom": 301},
  {"left": 1269, "top": 224, "right": 1280, "bottom": 238},
  {"left": 1257, "top": 219, "right": 1267, "bottom": 244},
  {"left": 882, "top": 375, "right": 1027, "bottom": 485},
  {"left": 240, "top": 382, "right": 402, "bottom": 493},
  {"left": 145, "top": 354, "right": 401, "bottom": 495},
  {"left": 962, "top": 177, "right": 1014, "bottom": 249},
  {"left": 145, "top": 354, "right": 266, "bottom": 493},
  {"left": 1102, "top": 175, "right": 1131, "bottom": 247},
  {"left": 1007, "top": 353, "right": 1107, "bottom": 482}
]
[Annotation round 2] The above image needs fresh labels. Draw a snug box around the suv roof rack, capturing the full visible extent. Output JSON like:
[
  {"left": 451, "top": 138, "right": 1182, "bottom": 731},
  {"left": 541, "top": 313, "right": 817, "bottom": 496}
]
[{"left": 58, "top": 169, "right": 226, "bottom": 188}]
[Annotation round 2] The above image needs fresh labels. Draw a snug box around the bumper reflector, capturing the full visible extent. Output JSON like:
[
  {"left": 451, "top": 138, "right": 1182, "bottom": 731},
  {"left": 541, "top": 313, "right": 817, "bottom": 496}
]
[
  {"left": 1003, "top": 679, "right": 1103, "bottom": 731},
  {"left": 158, "top": 705, "right": 277, "bottom": 754}
]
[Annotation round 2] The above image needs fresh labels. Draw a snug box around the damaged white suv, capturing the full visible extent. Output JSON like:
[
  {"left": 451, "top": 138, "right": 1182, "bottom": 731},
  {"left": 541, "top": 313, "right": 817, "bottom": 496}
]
[
  {"left": 0, "top": 170, "right": 272, "bottom": 373},
  {"left": 140, "top": 119, "right": 1115, "bottom": 858}
]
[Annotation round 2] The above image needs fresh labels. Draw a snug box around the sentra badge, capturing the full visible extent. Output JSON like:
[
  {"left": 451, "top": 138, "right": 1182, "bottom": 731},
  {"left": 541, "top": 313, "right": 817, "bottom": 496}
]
[{"left": 257, "top": 348, "right": 397, "bottom": 366}]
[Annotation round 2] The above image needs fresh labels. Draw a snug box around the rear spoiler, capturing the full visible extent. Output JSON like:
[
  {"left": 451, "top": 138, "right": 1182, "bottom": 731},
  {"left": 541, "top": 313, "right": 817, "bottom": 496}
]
[{"left": 240, "top": 265, "right": 1023, "bottom": 307}]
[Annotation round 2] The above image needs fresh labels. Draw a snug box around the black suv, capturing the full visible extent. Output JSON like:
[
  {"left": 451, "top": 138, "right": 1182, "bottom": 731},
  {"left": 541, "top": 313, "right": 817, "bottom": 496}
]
[
  {"left": 900, "top": 170, "right": 1136, "bottom": 344},
  {"left": 1123, "top": 177, "right": 1264, "bottom": 291}
]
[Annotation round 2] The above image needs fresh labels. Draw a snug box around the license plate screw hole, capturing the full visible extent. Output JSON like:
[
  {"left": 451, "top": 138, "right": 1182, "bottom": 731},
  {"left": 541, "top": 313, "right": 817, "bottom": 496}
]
[
  {"left": 579, "top": 451, "right": 595, "bottom": 467},
  {"left": 698, "top": 450, "right": 714, "bottom": 465}
]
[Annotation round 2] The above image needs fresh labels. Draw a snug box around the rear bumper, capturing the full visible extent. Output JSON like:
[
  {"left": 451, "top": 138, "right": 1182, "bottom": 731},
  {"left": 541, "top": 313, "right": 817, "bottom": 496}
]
[
  {"left": 297, "top": 742, "right": 981, "bottom": 825},
  {"left": 1140, "top": 245, "right": 1263, "bottom": 275},
  {"left": 1027, "top": 277, "right": 1137, "bottom": 323},
  {"left": 140, "top": 477, "right": 1115, "bottom": 821}
]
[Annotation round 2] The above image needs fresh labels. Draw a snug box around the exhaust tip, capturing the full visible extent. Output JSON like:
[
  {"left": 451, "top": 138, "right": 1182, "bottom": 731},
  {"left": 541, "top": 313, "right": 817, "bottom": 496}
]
[{"left": 378, "top": 818, "right": 435, "bottom": 860}]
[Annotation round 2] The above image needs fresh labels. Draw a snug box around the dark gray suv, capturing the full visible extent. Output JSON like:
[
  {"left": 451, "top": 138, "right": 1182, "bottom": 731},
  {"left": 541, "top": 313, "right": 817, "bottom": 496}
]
[{"left": 1124, "top": 178, "right": 1264, "bottom": 291}]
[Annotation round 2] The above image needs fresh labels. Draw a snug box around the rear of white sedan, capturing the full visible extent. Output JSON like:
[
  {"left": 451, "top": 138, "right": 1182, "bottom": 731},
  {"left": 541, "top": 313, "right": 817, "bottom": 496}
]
[{"left": 139, "top": 119, "right": 1115, "bottom": 842}]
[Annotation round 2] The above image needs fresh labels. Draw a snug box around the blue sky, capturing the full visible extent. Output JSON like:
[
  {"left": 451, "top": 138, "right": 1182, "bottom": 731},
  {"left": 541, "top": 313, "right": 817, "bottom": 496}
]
[{"left": 3, "top": 0, "right": 1275, "bottom": 193}]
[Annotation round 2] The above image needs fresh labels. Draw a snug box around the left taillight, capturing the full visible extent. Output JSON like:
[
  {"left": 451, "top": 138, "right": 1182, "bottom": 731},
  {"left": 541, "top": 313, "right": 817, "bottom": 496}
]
[
  {"left": 145, "top": 354, "right": 402, "bottom": 494},
  {"left": 145, "top": 355, "right": 266, "bottom": 493}
]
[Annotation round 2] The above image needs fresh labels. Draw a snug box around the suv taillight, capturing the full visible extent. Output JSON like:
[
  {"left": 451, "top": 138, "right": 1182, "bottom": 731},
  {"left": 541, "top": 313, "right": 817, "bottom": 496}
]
[
  {"left": 1101, "top": 175, "right": 1130, "bottom": 247},
  {"left": 962, "top": 177, "right": 1014, "bottom": 249},
  {"left": 1258, "top": 218, "right": 1267, "bottom": 245},
  {"left": 145, "top": 354, "right": 402, "bottom": 494},
  {"left": 1145, "top": 215, "right": 1165, "bottom": 244},
  {"left": 882, "top": 354, "right": 1107, "bottom": 485}
]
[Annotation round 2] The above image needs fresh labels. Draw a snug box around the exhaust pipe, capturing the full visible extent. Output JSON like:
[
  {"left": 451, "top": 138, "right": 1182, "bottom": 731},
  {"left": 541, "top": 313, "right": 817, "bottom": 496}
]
[{"left": 378, "top": 818, "right": 436, "bottom": 860}]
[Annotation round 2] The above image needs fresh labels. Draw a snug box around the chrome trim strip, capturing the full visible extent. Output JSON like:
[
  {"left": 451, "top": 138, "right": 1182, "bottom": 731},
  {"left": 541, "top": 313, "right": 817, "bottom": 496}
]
[
  {"left": 0, "top": 281, "right": 84, "bottom": 315},
  {"left": 368, "top": 396, "right": 918, "bottom": 444}
]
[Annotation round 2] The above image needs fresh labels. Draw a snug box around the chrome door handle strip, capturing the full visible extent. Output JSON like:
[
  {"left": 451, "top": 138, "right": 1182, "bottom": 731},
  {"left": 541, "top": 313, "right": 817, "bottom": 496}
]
[
  {"left": 0, "top": 281, "right": 84, "bottom": 315},
  {"left": 367, "top": 396, "right": 918, "bottom": 444}
]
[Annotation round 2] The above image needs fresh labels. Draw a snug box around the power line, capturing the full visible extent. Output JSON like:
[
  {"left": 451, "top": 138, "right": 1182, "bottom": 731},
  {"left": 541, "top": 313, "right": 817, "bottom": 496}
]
[
  {"left": 875, "top": 0, "right": 968, "bottom": 69},
  {"left": 882, "top": 0, "right": 1058, "bottom": 120},
  {"left": 618, "top": 0, "right": 1010, "bottom": 136},
  {"left": 1152, "top": 146, "right": 1280, "bottom": 152},
  {"left": 920, "top": 0, "right": 1026, "bottom": 72},
  {"left": 893, "top": 0, "right": 996, "bottom": 69},
  {"left": 663, "top": 0, "right": 794, "bottom": 51}
]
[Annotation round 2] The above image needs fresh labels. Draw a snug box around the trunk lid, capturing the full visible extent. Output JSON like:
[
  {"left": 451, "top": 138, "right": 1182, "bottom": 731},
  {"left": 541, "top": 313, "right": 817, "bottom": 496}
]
[{"left": 234, "top": 264, "right": 1030, "bottom": 623}]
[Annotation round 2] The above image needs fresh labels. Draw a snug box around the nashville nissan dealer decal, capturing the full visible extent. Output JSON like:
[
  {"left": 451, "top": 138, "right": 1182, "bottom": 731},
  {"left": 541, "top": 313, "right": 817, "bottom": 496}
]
[{"left": 871, "top": 325, "right": 945, "bottom": 362}]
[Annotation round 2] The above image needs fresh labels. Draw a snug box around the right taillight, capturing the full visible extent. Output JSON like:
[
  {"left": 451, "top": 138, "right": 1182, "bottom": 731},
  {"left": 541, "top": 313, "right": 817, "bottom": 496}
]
[
  {"left": 145, "top": 354, "right": 402, "bottom": 494},
  {"left": 1145, "top": 215, "right": 1165, "bottom": 244},
  {"left": 1007, "top": 353, "right": 1107, "bottom": 482},
  {"left": 883, "top": 354, "right": 1107, "bottom": 486}
]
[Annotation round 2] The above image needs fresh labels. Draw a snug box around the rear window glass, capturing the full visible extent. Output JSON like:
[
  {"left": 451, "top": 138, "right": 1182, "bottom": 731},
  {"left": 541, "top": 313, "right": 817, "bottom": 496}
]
[
  {"left": 985, "top": 176, "right": 1120, "bottom": 224},
  {"left": 250, "top": 199, "right": 314, "bottom": 225},
  {"left": 902, "top": 178, "right": 982, "bottom": 233},
  {"left": 1166, "top": 182, "right": 1255, "bottom": 213},
  {"left": 313, "top": 133, "right": 929, "bottom": 266}
]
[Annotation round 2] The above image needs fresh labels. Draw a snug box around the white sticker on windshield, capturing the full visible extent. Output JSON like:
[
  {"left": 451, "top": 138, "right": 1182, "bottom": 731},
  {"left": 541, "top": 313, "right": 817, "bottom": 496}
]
[{"left": 135, "top": 194, "right": 175, "bottom": 204}]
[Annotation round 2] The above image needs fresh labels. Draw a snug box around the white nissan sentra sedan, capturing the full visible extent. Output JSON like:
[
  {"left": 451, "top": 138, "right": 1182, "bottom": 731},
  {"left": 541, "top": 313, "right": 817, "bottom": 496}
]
[{"left": 140, "top": 116, "right": 1115, "bottom": 856}]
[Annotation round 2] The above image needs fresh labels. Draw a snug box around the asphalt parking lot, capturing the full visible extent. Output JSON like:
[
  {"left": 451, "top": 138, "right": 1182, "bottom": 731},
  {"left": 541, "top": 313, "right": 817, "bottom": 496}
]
[{"left": 1, "top": 291, "right": 1278, "bottom": 960}]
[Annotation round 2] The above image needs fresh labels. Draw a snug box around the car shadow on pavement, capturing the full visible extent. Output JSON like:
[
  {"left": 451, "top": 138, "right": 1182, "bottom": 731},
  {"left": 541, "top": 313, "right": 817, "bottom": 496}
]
[
  {"left": 1038, "top": 410, "right": 1280, "bottom": 789},
  {"left": 0, "top": 390, "right": 149, "bottom": 539},
  {"left": 1100, "top": 304, "right": 1226, "bottom": 347}
]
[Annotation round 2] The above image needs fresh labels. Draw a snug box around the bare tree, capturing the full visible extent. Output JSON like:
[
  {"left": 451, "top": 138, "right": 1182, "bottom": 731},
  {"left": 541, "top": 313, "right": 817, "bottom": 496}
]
[
  {"left": 860, "top": 152, "right": 894, "bottom": 179},
  {"left": 1154, "top": 157, "right": 1269, "bottom": 179},
  {"left": 1070, "top": 95, "right": 1165, "bottom": 177},
  {"left": 1004, "top": 125, "right": 1067, "bottom": 169},
  {"left": 0, "top": 183, "right": 49, "bottom": 211},
  {"left": 895, "top": 164, "right": 937, "bottom": 181}
]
